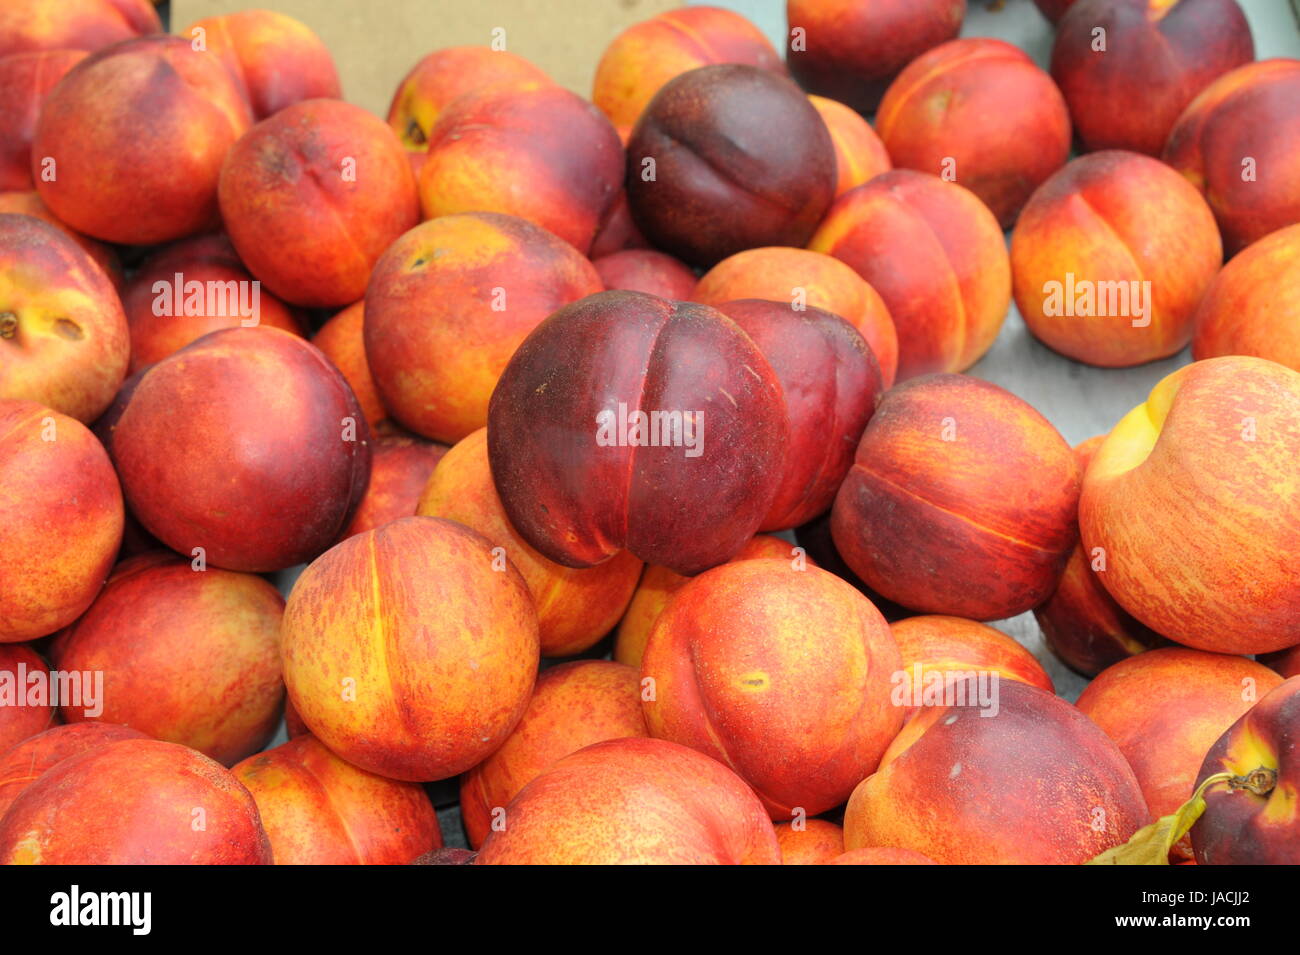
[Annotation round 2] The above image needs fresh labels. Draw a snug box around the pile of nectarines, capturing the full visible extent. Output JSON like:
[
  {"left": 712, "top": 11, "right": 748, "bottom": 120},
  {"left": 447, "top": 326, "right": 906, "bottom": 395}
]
[{"left": 0, "top": 0, "right": 1298, "bottom": 869}]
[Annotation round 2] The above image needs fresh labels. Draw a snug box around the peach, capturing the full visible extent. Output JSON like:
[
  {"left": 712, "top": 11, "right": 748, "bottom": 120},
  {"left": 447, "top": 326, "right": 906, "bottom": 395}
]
[
  {"left": 1011, "top": 151, "right": 1222, "bottom": 367},
  {"left": 0, "top": 723, "right": 147, "bottom": 820},
  {"left": 417, "top": 428, "right": 641, "bottom": 657},
  {"left": 109, "top": 327, "right": 371, "bottom": 573},
  {"left": 184, "top": 9, "right": 341, "bottom": 119},
  {"left": 844, "top": 679, "right": 1148, "bottom": 863},
  {"left": 832, "top": 374, "right": 1080, "bottom": 620},
  {"left": 829, "top": 847, "right": 938, "bottom": 865},
  {"left": 49, "top": 552, "right": 285, "bottom": 766},
  {"left": 418, "top": 85, "right": 622, "bottom": 255},
  {"left": 459, "top": 660, "right": 647, "bottom": 848},
  {"left": 387, "top": 46, "right": 551, "bottom": 155},
  {"left": 692, "top": 246, "right": 899, "bottom": 387},
  {"left": 0, "top": 400, "right": 122, "bottom": 643},
  {"left": 786, "top": 0, "right": 966, "bottom": 113},
  {"left": 233, "top": 735, "right": 442, "bottom": 865},
  {"left": 219, "top": 98, "right": 418, "bottom": 308},
  {"left": 1050, "top": 0, "right": 1253, "bottom": 156},
  {"left": 588, "top": 188, "right": 650, "bottom": 258},
  {"left": 0, "top": 0, "right": 159, "bottom": 57},
  {"left": 476, "top": 737, "right": 781, "bottom": 864},
  {"left": 889, "top": 615, "right": 1054, "bottom": 722},
  {"left": 614, "top": 534, "right": 810, "bottom": 669},
  {"left": 1079, "top": 357, "right": 1300, "bottom": 654},
  {"left": 593, "top": 249, "right": 696, "bottom": 301},
  {"left": 876, "top": 38, "right": 1071, "bottom": 228},
  {"left": 0, "top": 738, "right": 271, "bottom": 864},
  {"left": 0, "top": 50, "right": 86, "bottom": 191},
  {"left": 1076, "top": 648, "right": 1282, "bottom": 858},
  {"left": 1164, "top": 60, "right": 1300, "bottom": 255},
  {"left": 1192, "top": 226, "right": 1300, "bottom": 373},
  {"left": 32, "top": 36, "right": 251, "bottom": 245},
  {"left": 0, "top": 191, "right": 120, "bottom": 290},
  {"left": 641, "top": 560, "right": 903, "bottom": 818},
  {"left": 808, "top": 95, "right": 892, "bottom": 199},
  {"left": 626, "top": 64, "right": 835, "bottom": 267},
  {"left": 809, "top": 170, "right": 1010, "bottom": 380},
  {"left": 487, "top": 291, "right": 788, "bottom": 576},
  {"left": 711, "top": 299, "right": 883, "bottom": 530},
  {"left": 592, "top": 6, "right": 785, "bottom": 129},
  {"left": 312, "top": 302, "right": 385, "bottom": 428},
  {"left": 775, "top": 819, "right": 844, "bottom": 865},
  {"left": 1034, "top": 436, "right": 1165, "bottom": 676},
  {"left": 1191, "top": 676, "right": 1300, "bottom": 864},
  {"left": 282, "top": 697, "right": 309, "bottom": 740},
  {"left": 0, "top": 214, "right": 128, "bottom": 422},
  {"left": 364, "top": 212, "right": 602, "bottom": 444},
  {"left": 281, "top": 517, "right": 539, "bottom": 782},
  {"left": 338, "top": 431, "right": 447, "bottom": 540},
  {"left": 1260, "top": 645, "right": 1300, "bottom": 681},
  {"left": 1034, "top": 0, "right": 1080, "bottom": 22},
  {"left": 0, "top": 644, "right": 58, "bottom": 756},
  {"left": 120, "top": 234, "right": 304, "bottom": 374}
]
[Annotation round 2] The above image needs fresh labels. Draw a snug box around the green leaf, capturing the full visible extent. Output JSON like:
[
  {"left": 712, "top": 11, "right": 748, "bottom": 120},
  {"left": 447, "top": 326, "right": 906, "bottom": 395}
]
[{"left": 1086, "top": 772, "right": 1233, "bottom": 865}]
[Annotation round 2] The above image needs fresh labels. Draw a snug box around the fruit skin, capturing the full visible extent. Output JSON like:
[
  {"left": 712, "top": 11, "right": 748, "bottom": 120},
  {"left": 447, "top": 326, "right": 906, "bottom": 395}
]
[
  {"left": 876, "top": 38, "right": 1071, "bottom": 228},
  {"left": 459, "top": 660, "right": 648, "bottom": 849},
  {"left": 110, "top": 326, "right": 372, "bottom": 574},
  {"left": 0, "top": 191, "right": 121, "bottom": 290},
  {"left": 387, "top": 46, "right": 551, "bottom": 160},
  {"left": 808, "top": 170, "right": 1010, "bottom": 381},
  {"left": 692, "top": 246, "right": 899, "bottom": 388},
  {"left": 232, "top": 735, "right": 442, "bottom": 865},
  {"left": 1079, "top": 356, "right": 1300, "bottom": 655},
  {"left": 829, "top": 847, "right": 938, "bottom": 865},
  {"left": 1192, "top": 226, "right": 1300, "bottom": 373},
  {"left": 476, "top": 737, "right": 781, "bottom": 865},
  {"left": 120, "top": 233, "right": 304, "bottom": 374},
  {"left": 1076, "top": 648, "right": 1282, "bottom": 859},
  {"left": 626, "top": 64, "right": 836, "bottom": 268},
  {"left": 418, "top": 85, "right": 623, "bottom": 255},
  {"left": 0, "top": 50, "right": 87, "bottom": 191},
  {"left": 0, "top": 0, "right": 159, "bottom": 57},
  {"left": 889, "top": 615, "right": 1054, "bottom": 723},
  {"left": 417, "top": 429, "right": 641, "bottom": 658},
  {"left": 711, "top": 299, "right": 883, "bottom": 531},
  {"left": 1034, "top": 437, "right": 1165, "bottom": 676},
  {"left": 1191, "top": 676, "right": 1300, "bottom": 865},
  {"left": 641, "top": 560, "right": 904, "bottom": 818},
  {"left": 487, "top": 290, "right": 788, "bottom": 577},
  {"left": 809, "top": 95, "right": 891, "bottom": 200},
  {"left": 592, "top": 6, "right": 785, "bottom": 129},
  {"left": 312, "top": 302, "right": 385, "bottom": 428},
  {"left": 0, "top": 400, "right": 123, "bottom": 643},
  {"left": 0, "top": 644, "right": 58, "bottom": 756},
  {"left": 831, "top": 374, "right": 1080, "bottom": 620},
  {"left": 1033, "top": 0, "right": 1079, "bottom": 23},
  {"left": 1261, "top": 645, "right": 1300, "bottom": 680},
  {"left": 786, "top": 0, "right": 966, "bottom": 114},
  {"left": 0, "top": 738, "right": 272, "bottom": 864},
  {"left": 1164, "top": 60, "right": 1300, "bottom": 256},
  {"left": 0, "top": 214, "right": 128, "bottom": 424},
  {"left": 1011, "top": 151, "right": 1222, "bottom": 367},
  {"left": 31, "top": 36, "right": 251, "bottom": 246},
  {"left": 775, "top": 820, "right": 844, "bottom": 864},
  {"left": 0, "top": 723, "right": 147, "bottom": 820},
  {"left": 1050, "top": 0, "right": 1253, "bottom": 157},
  {"left": 281, "top": 517, "right": 539, "bottom": 783},
  {"left": 48, "top": 552, "right": 286, "bottom": 767},
  {"left": 364, "top": 212, "right": 602, "bottom": 444},
  {"left": 337, "top": 431, "right": 447, "bottom": 540},
  {"left": 593, "top": 249, "right": 697, "bottom": 301},
  {"left": 614, "top": 535, "right": 810, "bottom": 670},
  {"left": 843, "top": 680, "right": 1149, "bottom": 864},
  {"left": 219, "top": 98, "right": 419, "bottom": 308},
  {"left": 183, "top": 9, "right": 341, "bottom": 120}
]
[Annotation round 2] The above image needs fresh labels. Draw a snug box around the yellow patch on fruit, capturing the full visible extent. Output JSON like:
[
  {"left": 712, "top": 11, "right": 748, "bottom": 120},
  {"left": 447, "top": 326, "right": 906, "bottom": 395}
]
[{"left": 1086, "top": 365, "right": 1189, "bottom": 482}]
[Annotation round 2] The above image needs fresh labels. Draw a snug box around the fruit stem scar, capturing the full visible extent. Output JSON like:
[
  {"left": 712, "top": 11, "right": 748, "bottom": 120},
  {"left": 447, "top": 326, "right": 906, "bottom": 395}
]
[
  {"left": 1228, "top": 767, "right": 1277, "bottom": 797},
  {"left": 0, "top": 312, "right": 16, "bottom": 339}
]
